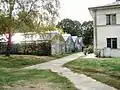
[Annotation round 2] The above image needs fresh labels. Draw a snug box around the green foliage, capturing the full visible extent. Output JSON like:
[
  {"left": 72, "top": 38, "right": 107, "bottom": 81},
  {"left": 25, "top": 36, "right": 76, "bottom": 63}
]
[
  {"left": 0, "top": 0, "right": 60, "bottom": 56},
  {"left": 83, "top": 47, "right": 87, "bottom": 52},
  {"left": 0, "top": 43, "right": 20, "bottom": 54},
  {"left": 95, "top": 50, "right": 101, "bottom": 57},
  {"left": 0, "top": 42, "right": 51, "bottom": 56},
  {"left": 0, "top": 42, "right": 7, "bottom": 54},
  {"left": 57, "top": 18, "right": 82, "bottom": 36},
  {"left": 57, "top": 19, "right": 93, "bottom": 45},
  {"left": 83, "top": 45, "right": 93, "bottom": 54},
  {"left": 20, "top": 42, "right": 51, "bottom": 56},
  {"left": 82, "top": 21, "right": 93, "bottom": 45},
  {"left": 31, "top": 42, "right": 51, "bottom": 56},
  {"left": 87, "top": 45, "right": 93, "bottom": 54}
]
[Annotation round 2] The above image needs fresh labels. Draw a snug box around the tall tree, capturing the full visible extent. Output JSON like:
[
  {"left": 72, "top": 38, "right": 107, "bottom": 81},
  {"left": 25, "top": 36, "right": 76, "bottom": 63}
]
[
  {"left": 82, "top": 21, "right": 93, "bottom": 45},
  {"left": 73, "top": 20, "right": 83, "bottom": 36},
  {"left": 0, "top": 0, "right": 60, "bottom": 56},
  {"left": 57, "top": 18, "right": 82, "bottom": 36}
]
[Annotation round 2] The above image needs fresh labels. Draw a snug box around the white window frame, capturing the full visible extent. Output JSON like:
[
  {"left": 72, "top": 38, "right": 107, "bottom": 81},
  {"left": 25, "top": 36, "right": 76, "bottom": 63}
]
[
  {"left": 106, "top": 14, "right": 116, "bottom": 25},
  {"left": 107, "top": 38, "right": 117, "bottom": 49}
]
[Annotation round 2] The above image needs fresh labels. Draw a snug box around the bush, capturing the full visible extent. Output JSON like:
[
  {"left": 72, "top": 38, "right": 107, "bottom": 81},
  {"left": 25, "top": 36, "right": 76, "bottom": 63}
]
[
  {"left": 95, "top": 50, "right": 101, "bottom": 57},
  {"left": 31, "top": 50, "right": 43, "bottom": 56},
  {"left": 87, "top": 45, "right": 93, "bottom": 54},
  {"left": 19, "top": 42, "right": 51, "bottom": 56}
]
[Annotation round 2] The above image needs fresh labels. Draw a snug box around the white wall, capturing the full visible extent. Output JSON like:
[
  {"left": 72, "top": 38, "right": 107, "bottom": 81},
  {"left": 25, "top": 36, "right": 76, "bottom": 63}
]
[
  {"left": 96, "top": 8, "right": 120, "bottom": 50},
  {"left": 95, "top": 8, "right": 120, "bottom": 57},
  {"left": 96, "top": 8, "right": 120, "bottom": 25},
  {"left": 102, "top": 48, "right": 120, "bottom": 57},
  {"left": 111, "top": 49, "right": 120, "bottom": 57},
  {"left": 97, "top": 26, "right": 120, "bottom": 49}
]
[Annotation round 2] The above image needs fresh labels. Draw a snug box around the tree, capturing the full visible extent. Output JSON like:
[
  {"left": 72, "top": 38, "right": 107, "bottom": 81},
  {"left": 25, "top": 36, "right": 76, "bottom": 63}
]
[
  {"left": 57, "top": 19, "right": 93, "bottom": 45},
  {"left": 0, "top": 0, "right": 60, "bottom": 56},
  {"left": 73, "top": 20, "right": 83, "bottom": 36},
  {"left": 57, "top": 18, "right": 82, "bottom": 36},
  {"left": 82, "top": 21, "right": 93, "bottom": 45}
]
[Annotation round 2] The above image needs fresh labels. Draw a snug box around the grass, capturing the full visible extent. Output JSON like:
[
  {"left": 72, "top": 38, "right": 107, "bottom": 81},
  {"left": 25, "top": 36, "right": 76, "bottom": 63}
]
[
  {"left": 0, "top": 69, "right": 75, "bottom": 90},
  {"left": 0, "top": 53, "right": 71, "bottom": 68},
  {"left": 52, "top": 53, "right": 72, "bottom": 58},
  {"left": 64, "top": 58, "right": 120, "bottom": 89},
  {"left": 0, "top": 55, "right": 76, "bottom": 90},
  {"left": 0, "top": 55, "right": 60, "bottom": 68}
]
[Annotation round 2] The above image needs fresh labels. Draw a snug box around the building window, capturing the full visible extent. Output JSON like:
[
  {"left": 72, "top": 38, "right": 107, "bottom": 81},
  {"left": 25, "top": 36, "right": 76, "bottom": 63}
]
[
  {"left": 107, "top": 38, "right": 117, "bottom": 49},
  {"left": 106, "top": 14, "right": 116, "bottom": 25}
]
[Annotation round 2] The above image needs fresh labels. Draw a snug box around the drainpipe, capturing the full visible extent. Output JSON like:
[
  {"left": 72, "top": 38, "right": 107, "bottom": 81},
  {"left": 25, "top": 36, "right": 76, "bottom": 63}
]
[{"left": 94, "top": 9, "right": 97, "bottom": 52}]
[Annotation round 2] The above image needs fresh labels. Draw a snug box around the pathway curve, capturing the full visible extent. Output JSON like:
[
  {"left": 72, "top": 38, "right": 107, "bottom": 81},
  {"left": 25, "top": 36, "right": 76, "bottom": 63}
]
[{"left": 25, "top": 52, "right": 117, "bottom": 90}]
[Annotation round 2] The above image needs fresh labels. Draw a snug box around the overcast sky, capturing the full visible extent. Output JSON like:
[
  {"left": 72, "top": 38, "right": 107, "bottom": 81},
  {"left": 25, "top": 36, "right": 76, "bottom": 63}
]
[{"left": 59, "top": 0, "right": 115, "bottom": 23}]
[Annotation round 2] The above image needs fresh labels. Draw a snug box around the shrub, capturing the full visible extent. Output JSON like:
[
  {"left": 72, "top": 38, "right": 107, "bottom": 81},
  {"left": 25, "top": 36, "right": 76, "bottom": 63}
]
[
  {"left": 19, "top": 42, "right": 51, "bottom": 56},
  {"left": 31, "top": 50, "right": 43, "bottom": 56},
  {"left": 87, "top": 45, "right": 93, "bottom": 54},
  {"left": 95, "top": 50, "right": 101, "bottom": 57},
  {"left": 83, "top": 48, "right": 88, "bottom": 52}
]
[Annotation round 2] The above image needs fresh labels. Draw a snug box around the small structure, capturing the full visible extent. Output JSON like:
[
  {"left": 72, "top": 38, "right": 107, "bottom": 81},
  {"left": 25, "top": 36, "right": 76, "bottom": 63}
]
[
  {"left": 22, "top": 31, "right": 65, "bottom": 55},
  {"left": 79, "top": 37, "right": 84, "bottom": 51},
  {"left": 51, "top": 34, "right": 65, "bottom": 55},
  {"left": 72, "top": 36, "right": 84, "bottom": 52},
  {"left": 62, "top": 34, "right": 75, "bottom": 53},
  {"left": 0, "top": 35, "right": 7, "bottom": 54},
  {"left": 89, "top": 0, "right": 120, "bottom": 57},
  {"left": 0, "top": 31, "right": 84, "bottom": 55}
]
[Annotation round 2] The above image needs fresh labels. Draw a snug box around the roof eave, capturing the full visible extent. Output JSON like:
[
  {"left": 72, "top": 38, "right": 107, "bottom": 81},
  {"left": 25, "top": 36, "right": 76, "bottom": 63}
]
[
  {"left": 88, "top": 4, "right": 120, "bottom": 18},
  {"left": 88, "top": 4, "right": 120, "bottom": 10}
]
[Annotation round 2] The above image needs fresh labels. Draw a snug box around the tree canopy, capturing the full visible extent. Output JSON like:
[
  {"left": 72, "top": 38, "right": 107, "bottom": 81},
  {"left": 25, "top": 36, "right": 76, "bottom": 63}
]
[
  {"left": 82, "top": 21, "right": 93, "bottom": 45},
  {"left": 0, "top": 0, "right": 60, "bottom": 32},
  {"left": 56, "top": 18, "right": 82, "bottom": 36},
  {"left": 57, "top": 19, "right": 93, "bottom": 45},
  {"left": 0, "top": 0, "right": 60, "bottom": 56}
]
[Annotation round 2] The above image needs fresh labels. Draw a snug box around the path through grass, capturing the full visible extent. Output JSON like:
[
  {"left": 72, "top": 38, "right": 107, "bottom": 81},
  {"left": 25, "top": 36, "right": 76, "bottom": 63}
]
[
  {"left": 64, "top": 58, "right": 120, "bottom": 89},
  {"left": 0, "top": 55, "right": 76, "bottom": 90}
]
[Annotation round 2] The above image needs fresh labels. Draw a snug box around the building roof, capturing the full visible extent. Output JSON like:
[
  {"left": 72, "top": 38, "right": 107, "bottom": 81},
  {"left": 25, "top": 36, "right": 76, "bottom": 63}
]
[
  {"left": 89, "top": 1, "right": 120, "bottom": 10},
  {"left": 0, "top": 31, "right": 60, "bottom": 43},
  {"left": 79, "top": 37, "right": 83, "bottom": 42},
  {"left": 79, "top": 37, "right": 84, "bottom": 46},
  {"left": 62, "top": 34, "right": 71, "bottom": 41},
  {"left": 72, "top": 36, "right": 78, "bottom": 42}
]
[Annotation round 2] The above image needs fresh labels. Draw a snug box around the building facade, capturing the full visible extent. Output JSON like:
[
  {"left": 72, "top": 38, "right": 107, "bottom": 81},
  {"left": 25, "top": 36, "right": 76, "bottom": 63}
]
[{"left": 89, "top": 0, "right": 120, "bottom": 57}]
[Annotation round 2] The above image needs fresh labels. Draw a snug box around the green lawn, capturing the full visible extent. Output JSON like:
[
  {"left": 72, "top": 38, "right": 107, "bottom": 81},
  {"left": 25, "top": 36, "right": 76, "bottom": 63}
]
[
  {"left": 0, "top": 54, "right": 71, "bottom": 68},
  {"left": 0, "top": 55, "right": 76, "bottom": 90},
  {"left": 0, "top": 69, "right": 75, "bottom": 90},
  {"left": 64, "top": 58, "right": 120, "bottom": 89},
  {"left": 0, "top": 55, "right": 60, "bottom": 68}
]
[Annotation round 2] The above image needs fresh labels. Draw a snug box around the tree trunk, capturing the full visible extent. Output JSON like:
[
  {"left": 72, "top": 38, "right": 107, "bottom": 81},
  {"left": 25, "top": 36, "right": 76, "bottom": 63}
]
[
  {"left": 6, "top": 31, "right": 12, "bottom": 56},
  {"left": 5, "top": 0, "right": 15, "bottom": 56}
]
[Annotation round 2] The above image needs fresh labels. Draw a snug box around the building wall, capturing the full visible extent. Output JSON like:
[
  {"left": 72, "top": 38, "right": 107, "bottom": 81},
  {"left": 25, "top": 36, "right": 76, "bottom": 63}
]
[
  {"left": 97, "top": 26, "right": 120, "bottom": 49},
  {"left": 96, "top": 8, "right": 120, "bottom": 25},
  {"left": 101, "top": 48, "right": 120, "bottom": 57},
  {"left": 51, "top": 35, "right": 65, "bottom": 55},
  {"left": 95, "top": 8, "right": 120, "bottom": 57},
  {"left": 96, "top": 8, "right": 120, "bottom": 49},
  {"left": 74, "top": 39, "right": 83, "bottom": 52},
  {"left": 110, "top": 49, "right": 120, "bottom": 57},
  {"left": 65, "top": 37, "right": 75, "bottom": 53}
]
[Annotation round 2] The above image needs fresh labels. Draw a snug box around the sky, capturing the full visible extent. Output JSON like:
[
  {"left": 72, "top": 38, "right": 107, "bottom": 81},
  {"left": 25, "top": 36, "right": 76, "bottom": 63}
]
[{"left": 59, "top": 0, "right": 115, "bottom": 23}]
